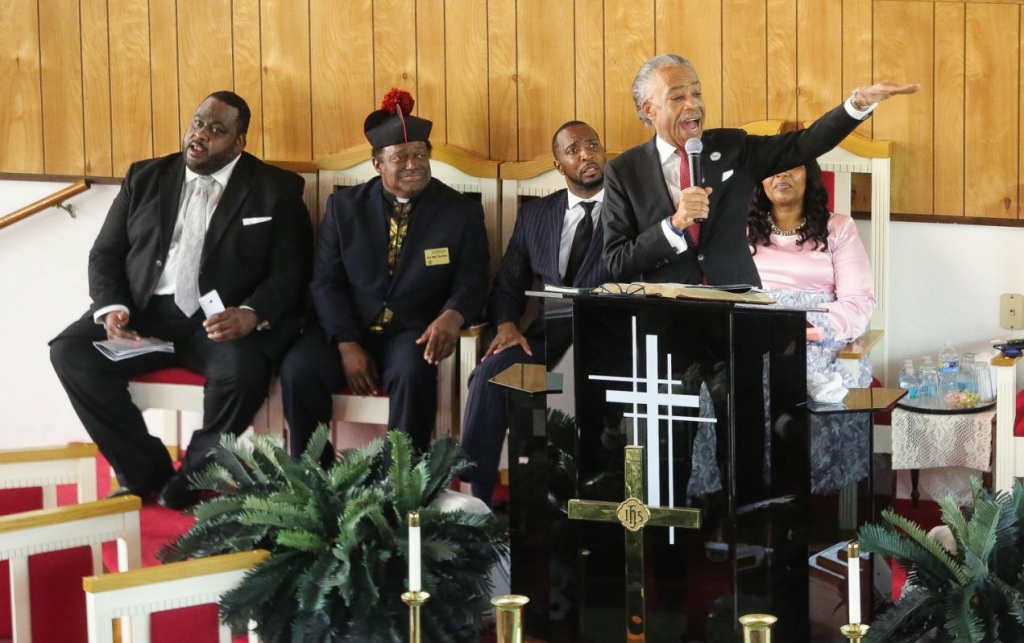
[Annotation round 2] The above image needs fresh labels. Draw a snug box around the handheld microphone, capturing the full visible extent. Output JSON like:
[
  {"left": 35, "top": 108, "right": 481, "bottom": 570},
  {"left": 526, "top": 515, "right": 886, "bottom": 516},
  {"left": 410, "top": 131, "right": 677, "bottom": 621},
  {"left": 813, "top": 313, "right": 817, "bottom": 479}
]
[
  {"left": 684, "top": 137, "right": 703, "bottom": 187},
  {"left": 684, "top": 138, "right": 705, "bottom": 224}
]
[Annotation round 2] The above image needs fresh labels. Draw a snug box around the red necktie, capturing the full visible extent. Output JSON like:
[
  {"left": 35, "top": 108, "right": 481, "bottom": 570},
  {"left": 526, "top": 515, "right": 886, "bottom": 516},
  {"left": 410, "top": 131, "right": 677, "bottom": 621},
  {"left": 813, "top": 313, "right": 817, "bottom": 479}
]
[{"left": 677, "top": 149, "right": 700, "bottom": 246}]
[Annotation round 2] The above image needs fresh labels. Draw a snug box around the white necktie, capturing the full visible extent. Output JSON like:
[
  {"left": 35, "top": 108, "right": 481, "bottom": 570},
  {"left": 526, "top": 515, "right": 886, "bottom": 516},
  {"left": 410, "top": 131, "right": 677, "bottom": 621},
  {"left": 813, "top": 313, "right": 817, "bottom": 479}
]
[{"left": 174, "top": 176, "right": 213, "bottom": 316}]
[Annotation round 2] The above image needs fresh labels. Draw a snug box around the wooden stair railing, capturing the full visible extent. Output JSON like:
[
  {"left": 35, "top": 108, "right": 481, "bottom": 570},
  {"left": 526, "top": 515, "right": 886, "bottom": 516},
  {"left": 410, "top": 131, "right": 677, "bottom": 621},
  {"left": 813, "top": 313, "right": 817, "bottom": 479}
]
[{"left": 0, "top": 179, "right": 91, "bottom": 231}]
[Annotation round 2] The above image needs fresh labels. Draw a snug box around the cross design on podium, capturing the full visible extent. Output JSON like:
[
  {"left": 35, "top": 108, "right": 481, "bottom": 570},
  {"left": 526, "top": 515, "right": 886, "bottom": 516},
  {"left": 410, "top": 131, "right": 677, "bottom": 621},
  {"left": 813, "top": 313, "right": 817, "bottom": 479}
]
[
  {"left": 569, "top": 446, "right": 701, "bottom": 643},
  {"left": 589, "top": 316, "right": 716, "bottom": 541}
]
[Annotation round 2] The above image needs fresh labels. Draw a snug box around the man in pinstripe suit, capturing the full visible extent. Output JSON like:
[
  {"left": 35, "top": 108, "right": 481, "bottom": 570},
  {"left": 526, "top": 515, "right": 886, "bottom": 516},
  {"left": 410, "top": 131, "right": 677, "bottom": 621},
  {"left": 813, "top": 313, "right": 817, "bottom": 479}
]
[{"left": 461, "top": 121, "right": 611, "bottom": 506}]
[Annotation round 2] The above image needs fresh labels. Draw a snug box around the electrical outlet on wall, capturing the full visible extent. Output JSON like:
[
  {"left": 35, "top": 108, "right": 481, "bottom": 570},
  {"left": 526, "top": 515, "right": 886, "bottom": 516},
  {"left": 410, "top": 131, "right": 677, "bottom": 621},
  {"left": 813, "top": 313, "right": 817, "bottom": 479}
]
[{"left": 1000, "top": 293, "right": 1024, "bottom": 330}]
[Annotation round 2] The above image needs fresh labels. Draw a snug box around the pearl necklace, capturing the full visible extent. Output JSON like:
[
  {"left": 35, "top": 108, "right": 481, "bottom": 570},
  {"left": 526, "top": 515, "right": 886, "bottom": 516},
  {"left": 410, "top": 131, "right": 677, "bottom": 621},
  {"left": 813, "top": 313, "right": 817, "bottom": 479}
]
[{"left": 771, "top": 219, "right": 804, "bottom": 236}]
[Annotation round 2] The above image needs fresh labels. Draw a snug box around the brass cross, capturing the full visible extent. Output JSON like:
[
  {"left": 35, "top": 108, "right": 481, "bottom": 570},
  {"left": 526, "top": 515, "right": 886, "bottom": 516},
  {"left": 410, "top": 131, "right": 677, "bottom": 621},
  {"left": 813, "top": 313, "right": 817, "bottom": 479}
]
[{"left": 568, "top": 445, "right": 702, "bottom": 642}]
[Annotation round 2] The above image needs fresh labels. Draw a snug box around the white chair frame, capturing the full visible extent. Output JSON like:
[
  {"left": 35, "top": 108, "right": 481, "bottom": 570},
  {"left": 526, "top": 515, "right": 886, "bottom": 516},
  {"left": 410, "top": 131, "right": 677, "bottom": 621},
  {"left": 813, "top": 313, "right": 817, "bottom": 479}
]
[
  {"left": 83, "top": 550, "right": 268, "bottom": 643},
  {"left": 0, "top": 443, "right": 98, "bottom": 508},
  {"left": 0, "top": 496, "right": 141, "bottom": 643},
  {"left": 992, "top": 355, "right": 1024, "bottom": 491}
]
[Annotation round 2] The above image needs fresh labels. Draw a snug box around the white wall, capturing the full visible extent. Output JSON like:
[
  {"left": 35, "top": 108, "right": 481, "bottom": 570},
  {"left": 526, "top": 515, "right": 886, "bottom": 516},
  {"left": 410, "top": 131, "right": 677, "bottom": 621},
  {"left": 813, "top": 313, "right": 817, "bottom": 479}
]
[
  {"left": 856, "top": 219, "right": 1024, "bottom": 384},
  {"left": 2, "top": 178, "right": 1023, "bottom": 449},
  {"left": 1, "top": 180, "right": 120, "bottom": 449}
]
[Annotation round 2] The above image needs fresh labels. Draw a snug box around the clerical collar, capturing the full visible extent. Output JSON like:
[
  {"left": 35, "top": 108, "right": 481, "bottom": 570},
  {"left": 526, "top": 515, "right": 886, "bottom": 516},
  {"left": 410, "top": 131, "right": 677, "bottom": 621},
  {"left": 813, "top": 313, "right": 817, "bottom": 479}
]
[
  {"left": 381, "top": 188, "right": 419, "bottom": 208},
  {"left": 567, "top": 188, "right": 605, "bottom": 212},
  {"left": 184, "top": 153, "right": 241, "bottom": 189}
]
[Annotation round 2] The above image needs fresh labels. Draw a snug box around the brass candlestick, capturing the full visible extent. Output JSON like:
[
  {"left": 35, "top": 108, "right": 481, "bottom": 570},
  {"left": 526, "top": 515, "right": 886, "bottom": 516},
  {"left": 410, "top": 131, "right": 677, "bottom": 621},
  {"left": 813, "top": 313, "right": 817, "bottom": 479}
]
[
  {"left": 491, "top": 595, "right": 529, "bottom": 643},
  {"left": 401, "top": 590, "right": 430, "bottom": 643},
  {"left": 739, "top": 613, "right": 777, "bottom": 643},
  {"left": 840, "top": 623, "right": 870, "bottom": 642}
]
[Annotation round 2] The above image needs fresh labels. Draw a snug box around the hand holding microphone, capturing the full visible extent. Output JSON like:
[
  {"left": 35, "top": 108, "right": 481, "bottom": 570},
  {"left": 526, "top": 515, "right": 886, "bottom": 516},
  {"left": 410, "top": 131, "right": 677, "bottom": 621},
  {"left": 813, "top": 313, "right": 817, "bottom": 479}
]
[{"left": 670, "top": 138, "right": 712, "bottom": 231}]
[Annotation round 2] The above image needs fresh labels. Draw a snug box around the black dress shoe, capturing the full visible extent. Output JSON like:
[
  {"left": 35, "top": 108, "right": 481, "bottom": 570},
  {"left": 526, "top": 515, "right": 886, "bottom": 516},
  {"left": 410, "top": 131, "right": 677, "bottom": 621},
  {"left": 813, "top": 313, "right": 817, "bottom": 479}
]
[
  {"left": 104, "top": 486, "right": 153, "bottom": 501},
  {"left": 157, "top": 472, "right": 201, "bottom": 510}
]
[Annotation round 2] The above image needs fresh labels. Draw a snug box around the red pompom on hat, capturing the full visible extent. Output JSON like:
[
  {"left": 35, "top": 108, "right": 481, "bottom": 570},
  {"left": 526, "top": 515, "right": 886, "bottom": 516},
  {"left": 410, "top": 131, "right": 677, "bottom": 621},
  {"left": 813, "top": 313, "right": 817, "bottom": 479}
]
[
  {"left": 364, "top": 88, "right": 432, "bottom": 148},
  {"left": 381, "top": 88, "right": 415, "bottom": 115}
]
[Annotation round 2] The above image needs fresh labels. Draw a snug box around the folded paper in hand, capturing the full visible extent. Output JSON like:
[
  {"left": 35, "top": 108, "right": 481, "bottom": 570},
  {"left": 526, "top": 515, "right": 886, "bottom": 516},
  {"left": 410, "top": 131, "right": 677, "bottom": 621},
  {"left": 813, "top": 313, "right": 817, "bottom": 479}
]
[
  {"left": 807, "top": 372, "right": 847, "bottom": 404},
  {"left": 93, "top": 337, "right": 175, "bottom": 362}
]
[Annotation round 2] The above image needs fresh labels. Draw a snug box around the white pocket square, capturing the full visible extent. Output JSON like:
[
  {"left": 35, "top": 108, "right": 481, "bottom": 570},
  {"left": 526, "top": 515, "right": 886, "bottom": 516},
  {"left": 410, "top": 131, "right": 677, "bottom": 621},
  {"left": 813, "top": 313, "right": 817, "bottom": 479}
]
[
  {"left": 242, "top": 217, "right": 272, "bottom": 226},
  {"left": 722, "top": 170, "right": 734, "bottom": 181}
]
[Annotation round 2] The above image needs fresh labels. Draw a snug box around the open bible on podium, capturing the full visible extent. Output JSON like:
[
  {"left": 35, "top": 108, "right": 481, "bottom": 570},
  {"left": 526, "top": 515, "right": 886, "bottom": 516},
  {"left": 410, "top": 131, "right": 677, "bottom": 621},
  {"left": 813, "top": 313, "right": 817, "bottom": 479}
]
[{"left": 492, "top": 291, "right": 814, "bottom": 642}]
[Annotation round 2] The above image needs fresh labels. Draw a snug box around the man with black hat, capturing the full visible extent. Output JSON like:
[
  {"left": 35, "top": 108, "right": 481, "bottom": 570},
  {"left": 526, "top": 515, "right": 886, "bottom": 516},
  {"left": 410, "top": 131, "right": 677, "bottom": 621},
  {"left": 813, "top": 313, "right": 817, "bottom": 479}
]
[{"left": 280, "top": 89, "right": 489, "bottom": 456}]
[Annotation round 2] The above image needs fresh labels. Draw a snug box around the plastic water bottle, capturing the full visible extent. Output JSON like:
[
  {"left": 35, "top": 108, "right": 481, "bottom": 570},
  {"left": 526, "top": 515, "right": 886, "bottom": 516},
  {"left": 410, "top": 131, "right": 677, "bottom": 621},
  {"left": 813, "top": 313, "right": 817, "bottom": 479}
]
[
  {"left": 958, "top": 353, "right": 978, "bottom": 394},
  {"left": 938, "top": 342, "right": 960, "bottom": 400},
  {"left": 919, "top": 356, "right": 939, "bottom": 405},
  {"left": 898, "top": 359, "right": 921, "bottom": 400}
]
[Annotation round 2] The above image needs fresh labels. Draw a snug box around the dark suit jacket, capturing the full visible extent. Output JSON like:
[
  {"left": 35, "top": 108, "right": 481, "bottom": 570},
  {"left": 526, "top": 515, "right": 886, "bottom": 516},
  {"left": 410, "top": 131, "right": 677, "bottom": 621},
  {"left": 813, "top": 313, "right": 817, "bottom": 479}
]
[
  {"left": 489, "top": 189, "right": 611, "bottom": 333},
  {"left": 60, "top": 151, "right": 312, "bottom": 359},
  {"left": 311, "top": 177, "right": 489, "bottom": 343},
  {"left": 603, "top": 103, "right": 862, "bottom": 286}
]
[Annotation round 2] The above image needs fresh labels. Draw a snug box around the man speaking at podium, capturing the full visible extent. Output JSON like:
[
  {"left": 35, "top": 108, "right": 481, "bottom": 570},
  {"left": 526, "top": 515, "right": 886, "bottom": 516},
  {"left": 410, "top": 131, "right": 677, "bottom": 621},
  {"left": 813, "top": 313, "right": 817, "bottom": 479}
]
[{"left": 602, "top": 53, "right": 918, "bottom": 286}]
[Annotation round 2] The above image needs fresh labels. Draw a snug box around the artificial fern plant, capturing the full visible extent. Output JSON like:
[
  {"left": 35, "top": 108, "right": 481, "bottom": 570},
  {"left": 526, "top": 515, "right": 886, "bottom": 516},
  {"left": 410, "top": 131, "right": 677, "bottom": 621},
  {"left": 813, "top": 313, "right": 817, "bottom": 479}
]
[
  {"left": 158, "top": 427, "right": 508, "bottom": 643},
  {"left": 858, "top": 478, "right": 1024, "bottom": 642}
]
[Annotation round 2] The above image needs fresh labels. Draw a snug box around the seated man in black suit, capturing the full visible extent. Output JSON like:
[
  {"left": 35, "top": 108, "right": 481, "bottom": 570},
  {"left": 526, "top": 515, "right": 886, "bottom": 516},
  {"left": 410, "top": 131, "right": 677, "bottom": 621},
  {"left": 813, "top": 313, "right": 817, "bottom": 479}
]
[
  {"left": 460, "top": 121, "right": 611, "bottom": 506},
  {"left": 280, "top": 89, "right": 489, "bottom": 457},
  {"left": 603, "top": 53, "right": 918, "bottom": 286},
  {"left": 49, "top": 91, "right": 313, "bottom": 509}
]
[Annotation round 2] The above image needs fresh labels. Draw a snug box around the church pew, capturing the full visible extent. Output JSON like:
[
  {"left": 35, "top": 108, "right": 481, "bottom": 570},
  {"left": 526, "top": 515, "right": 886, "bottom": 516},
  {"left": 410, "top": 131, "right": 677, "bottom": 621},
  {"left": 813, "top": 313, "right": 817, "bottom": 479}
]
[
  {"left": 0, "top": 495, "right": 141, "bottom": 643},
  {"left": 82, "top": 550, "right": 267, "bottom": 643},
  {"left": 0, "top": 443, "right": 98, "bottom": 508}
]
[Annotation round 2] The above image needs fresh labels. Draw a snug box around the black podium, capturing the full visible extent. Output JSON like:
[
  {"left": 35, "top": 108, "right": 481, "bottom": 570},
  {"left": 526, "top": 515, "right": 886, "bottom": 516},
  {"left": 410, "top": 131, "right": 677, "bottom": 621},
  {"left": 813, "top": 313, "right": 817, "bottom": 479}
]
[{"left": 494, "top": 293, "right": 812, "bottom": 643}]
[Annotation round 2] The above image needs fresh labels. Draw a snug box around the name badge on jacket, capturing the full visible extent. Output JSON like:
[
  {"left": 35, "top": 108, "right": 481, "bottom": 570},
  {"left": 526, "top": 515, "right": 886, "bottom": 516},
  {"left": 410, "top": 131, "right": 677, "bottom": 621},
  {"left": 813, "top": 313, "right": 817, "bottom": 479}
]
[{"left": 424, "top": 247, "right": 450, "bottom": 266}]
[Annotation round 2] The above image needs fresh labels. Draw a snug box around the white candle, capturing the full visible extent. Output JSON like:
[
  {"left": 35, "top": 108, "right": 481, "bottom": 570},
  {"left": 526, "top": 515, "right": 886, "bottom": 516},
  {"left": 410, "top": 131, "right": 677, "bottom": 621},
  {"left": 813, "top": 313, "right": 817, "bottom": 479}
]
[
  {"left": 848, "top": 541, "right": 861, "bottom": 624},
  {"left": 408, "top": 512, "right": 421, "bottom": 592}
]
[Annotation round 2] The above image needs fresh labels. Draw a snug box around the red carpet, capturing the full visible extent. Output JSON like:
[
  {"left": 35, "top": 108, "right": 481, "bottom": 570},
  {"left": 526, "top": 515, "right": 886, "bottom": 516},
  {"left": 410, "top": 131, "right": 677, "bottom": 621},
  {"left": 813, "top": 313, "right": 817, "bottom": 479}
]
[
  {"left": 0, "top": 454, "right": 244, "bottom": 643},
  {"left": 887, "top": 498, "right": 945, "bottom": 600}
]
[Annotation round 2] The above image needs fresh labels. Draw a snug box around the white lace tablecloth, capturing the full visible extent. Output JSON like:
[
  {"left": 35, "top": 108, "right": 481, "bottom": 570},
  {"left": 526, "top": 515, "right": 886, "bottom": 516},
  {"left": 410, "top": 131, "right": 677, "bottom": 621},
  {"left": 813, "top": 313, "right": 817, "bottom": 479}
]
[{"left": 891, "top": 407, "right": 995, "bottom": 471}]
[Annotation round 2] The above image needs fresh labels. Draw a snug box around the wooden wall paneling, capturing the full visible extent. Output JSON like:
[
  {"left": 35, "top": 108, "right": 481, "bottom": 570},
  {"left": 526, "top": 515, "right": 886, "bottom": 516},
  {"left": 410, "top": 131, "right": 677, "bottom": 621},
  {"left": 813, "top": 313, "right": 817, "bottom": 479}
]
[
  {"left": 487, "top": 0, "right": 518, "bottom": 161},
  {"left": 39, "top": 0, "right": 85, "bottom": 175},
  {"left": 0, "top": 0, "right": 43, "bottom": 174},
  {"left": 416, "top": 0, "right": 446, "bottom": 143},
  {"left": 149, "top": 0, "right": 179, "bottom": 158},
  {"left": 656, "top": 0, "right": 723, "bottom": 131},
  {"left": 965, "top": 3, "right": 1017, "bottom": 218},
  {"left": 373, "top": 0, "right": 417, "bottom": 102},
  {"left": 109, "top": 0, "right": 153, "bottom": 175},
  {"left": 177, "top": 1, "right": 233, "bottom": 140},
  {"left": 575, "top": 0, "right": 605, "bottom": 140},
  {"left": 310, "top": 0, "right": 372, "bottom": 157},
  {"left": 842, "top": 0, "right": 873, "bottom": 137},
  {"left": 604, "top": 0, "right": 654, "bottom": 152},
  {"left": 723, "top": 0, "right": 767, "bottom": 127},
  {"left": 873, "top": 1, "right": 933, "bottom": 216},
  {"left": 516, "top": 0, "right": 575, "bottom": 160},
  {"left": 933, "top": 2, "right": 965, "bottom": 216},
  {"left": 233, "top": 0, "right": 264, "bottom": 158},
  {"left": 447, "top": 0, "right": 490, "bottom": 157},
  {"left": 261, "top": 0, "right": 312, "bottom": 161},
  {"left": 81, "top": 0, "right": 113, "bottom": 176},
  {"left": 1019, "top": 8, "right": 1024, "bottom": 219},
  {"left": 766, "top": 0, "right": 797, "bottom": 123},
  {"left": 796, "top": 0, "right": 843, "bottom": 121}
]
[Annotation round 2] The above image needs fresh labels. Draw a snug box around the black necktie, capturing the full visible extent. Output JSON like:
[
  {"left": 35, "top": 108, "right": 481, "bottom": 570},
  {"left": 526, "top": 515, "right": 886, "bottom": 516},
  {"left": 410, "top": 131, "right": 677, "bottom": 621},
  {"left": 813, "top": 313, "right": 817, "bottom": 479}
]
[{"left": 565, "top": 201, "right": 597, "bottom": 284}]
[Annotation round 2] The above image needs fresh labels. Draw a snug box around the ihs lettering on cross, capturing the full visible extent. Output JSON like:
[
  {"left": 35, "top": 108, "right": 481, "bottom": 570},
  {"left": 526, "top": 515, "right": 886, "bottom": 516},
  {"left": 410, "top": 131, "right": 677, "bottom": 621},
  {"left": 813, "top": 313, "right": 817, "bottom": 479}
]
[{"left": 568, "top": 446, "right": 701, "bottom": 643}]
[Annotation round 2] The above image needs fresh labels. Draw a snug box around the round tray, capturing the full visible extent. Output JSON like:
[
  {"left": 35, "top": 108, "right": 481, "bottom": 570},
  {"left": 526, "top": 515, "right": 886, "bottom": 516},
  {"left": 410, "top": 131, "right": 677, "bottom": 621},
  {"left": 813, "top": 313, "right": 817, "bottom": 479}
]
[{"left": 896, "top": 396, "right": 996, "bottom": 415}]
